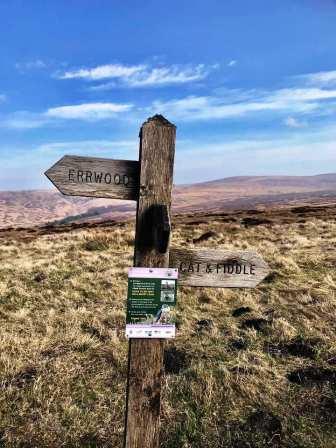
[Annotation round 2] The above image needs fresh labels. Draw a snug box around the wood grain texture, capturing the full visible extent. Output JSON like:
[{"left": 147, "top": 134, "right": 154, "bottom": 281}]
[
  {"left": 124, "top": 115, "right": 176, "bottom": 448},
  {"left": 45, "top": 155, "right": 139, "bottom": 200},
  {"left": 170, "top": 247, "right": 270, "bottom": 287}
]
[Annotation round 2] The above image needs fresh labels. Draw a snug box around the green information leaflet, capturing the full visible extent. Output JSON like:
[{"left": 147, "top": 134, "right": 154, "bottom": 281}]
[{"left": 126, "top": 267, "right": 178, "bottom": 338}]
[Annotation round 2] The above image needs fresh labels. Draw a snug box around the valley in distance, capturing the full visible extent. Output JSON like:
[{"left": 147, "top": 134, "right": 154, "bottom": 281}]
[{"left": 1, "top": 172, "right": 336, "bottom": 229}]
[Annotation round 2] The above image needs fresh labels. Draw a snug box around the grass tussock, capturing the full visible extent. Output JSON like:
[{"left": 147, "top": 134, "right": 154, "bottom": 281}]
[{"left": 0, "top": 210, "right": 336, "bottom": 447}]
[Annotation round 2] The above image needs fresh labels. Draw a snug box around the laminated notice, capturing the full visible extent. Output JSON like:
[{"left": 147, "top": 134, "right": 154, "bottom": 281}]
[{"left": 126, "top": 267, "right": 178, "bottom": 338}]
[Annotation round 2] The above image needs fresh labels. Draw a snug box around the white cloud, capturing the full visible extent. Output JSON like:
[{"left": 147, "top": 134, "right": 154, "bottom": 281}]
[
  {"left": 4, "top": 68, "right": 336, "bottom": 131},
  {"left": 45, "top": 102, "right": 133, "bottom": 120},
  {"left": 16, "top": 59, "right": 47, "bottom": 71},
  {"left": 59, "top": 63, "right": 145, "bottom": 80},
  {"left": 58, "top": 62, "right": 214, "bottom": 88},
  {"left": 0, "top": 102, "right": 133, "bottom": 129},
  {"left": 150, "top": 87, "right": 336, "bottom": 121},
  {"left": 228, "top": 60, "right": 237, "bottom": 67},
  {"left": 269, "top": 87, "right": 336, "bottom": 102},
  {"left": 284, "top": 116, "right": 306, "bottom": 128},
  {"left": 298, "top": 70, "right": 336, "bottom": 86},
  {"left": 125, "top": 64, "right": 210, "bottom": 87}
]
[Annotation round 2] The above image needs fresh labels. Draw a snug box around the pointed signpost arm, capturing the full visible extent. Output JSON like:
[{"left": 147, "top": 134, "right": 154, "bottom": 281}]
[
  {"left": 169, "top": 248, "right": 269, "bottom": 287},
  {"left": 124, "top": 115, "right": 176, "bottom": 448},
  {"left": 45, "top": 155, "right": 139, "bottom": 200}
]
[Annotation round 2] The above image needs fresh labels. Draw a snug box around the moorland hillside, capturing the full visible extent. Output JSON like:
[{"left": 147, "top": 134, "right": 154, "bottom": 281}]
[
  {"left": 1, "top": 173, "right": 336, "bottom": 228},
  {"left": 0, "top": 205, "right": 336, "bottom": 447}
]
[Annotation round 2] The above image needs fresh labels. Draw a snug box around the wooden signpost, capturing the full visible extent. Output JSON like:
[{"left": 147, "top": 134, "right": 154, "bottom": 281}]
[
  {"left": 45, "top": 155, "right": 139, "bottom": 200},
  {"left": 45, "top": 114, "right": 269, "bottom": 448},
  {"left": 170, "top": 248, "right": 269, "bottom": 288}
]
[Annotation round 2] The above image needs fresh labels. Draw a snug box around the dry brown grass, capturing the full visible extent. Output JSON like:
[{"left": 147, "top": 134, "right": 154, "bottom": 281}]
[{"left": 1, "top": 208, "right": 336, "bottom": 447}]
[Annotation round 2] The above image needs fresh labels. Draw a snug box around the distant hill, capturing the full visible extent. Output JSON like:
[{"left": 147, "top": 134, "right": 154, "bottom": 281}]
[{"left": 1, "top": 173, "right": 336, "bottom": 228}]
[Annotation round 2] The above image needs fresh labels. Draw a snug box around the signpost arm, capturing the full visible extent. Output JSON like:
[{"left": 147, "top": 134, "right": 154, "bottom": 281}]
[{"left": 124, "top": 115, "right": 176, "bottom": 448}]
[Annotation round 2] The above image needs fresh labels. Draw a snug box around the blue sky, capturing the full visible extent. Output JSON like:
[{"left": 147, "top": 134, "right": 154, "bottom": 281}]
[{"left": 1, "top": 0, "right": 336, "bottom": 190}]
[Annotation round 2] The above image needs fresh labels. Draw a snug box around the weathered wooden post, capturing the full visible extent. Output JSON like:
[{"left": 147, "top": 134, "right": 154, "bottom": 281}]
[
  {"left": 45, "top": 114, "right": 269, "bottom": 448},
  {"left": 124, "top": 115, "right": 176, "bottom": 448}
]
